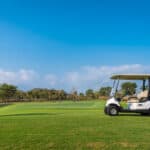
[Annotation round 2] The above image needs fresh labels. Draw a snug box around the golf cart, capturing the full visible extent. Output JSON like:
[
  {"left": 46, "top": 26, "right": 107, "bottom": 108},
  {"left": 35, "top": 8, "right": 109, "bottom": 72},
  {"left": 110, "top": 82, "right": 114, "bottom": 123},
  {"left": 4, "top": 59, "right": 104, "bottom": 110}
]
[{"left": 104, "top": 74, "right": 150, "bottom": 116}]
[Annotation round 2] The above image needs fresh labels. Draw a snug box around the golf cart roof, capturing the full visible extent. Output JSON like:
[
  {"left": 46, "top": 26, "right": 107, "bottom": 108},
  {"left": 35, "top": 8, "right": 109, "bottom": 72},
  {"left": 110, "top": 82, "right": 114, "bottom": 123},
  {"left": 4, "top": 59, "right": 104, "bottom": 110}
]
[{"left": 111, "top": 74, "right": 150, "bottom": 80}]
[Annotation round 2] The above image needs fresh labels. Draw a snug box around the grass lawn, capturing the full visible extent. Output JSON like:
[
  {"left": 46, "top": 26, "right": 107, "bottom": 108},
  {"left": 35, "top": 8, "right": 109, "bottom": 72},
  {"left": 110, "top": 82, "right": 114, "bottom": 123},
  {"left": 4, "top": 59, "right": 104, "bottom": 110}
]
[{"left": 0, "top": 101, "right": 150, "bottom": 150}]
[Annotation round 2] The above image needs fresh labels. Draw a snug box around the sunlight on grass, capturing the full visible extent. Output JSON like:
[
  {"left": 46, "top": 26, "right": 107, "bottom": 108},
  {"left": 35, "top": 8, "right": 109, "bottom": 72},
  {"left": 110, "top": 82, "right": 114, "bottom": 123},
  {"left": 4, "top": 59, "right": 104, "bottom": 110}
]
[{"left": 0, "top": 101, "right": 150, "bottom": 150}]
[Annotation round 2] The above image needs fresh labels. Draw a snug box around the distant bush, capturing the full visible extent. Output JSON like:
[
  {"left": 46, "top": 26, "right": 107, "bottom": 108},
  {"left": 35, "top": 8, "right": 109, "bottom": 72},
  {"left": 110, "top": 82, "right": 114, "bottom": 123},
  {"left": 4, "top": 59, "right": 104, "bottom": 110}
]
[{"left": 0, "top": 84, "right": 111, "bottom": 103}]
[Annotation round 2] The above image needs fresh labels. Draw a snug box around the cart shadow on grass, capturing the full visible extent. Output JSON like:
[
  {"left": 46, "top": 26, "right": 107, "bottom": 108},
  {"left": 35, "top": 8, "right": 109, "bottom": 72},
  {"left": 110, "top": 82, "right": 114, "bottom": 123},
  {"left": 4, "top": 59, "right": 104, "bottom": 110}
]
[
  {"left": 0, "top": 103, "right": 12, "bottom": 108},
  {"left": 0, "top": 112, "right": 64, "bottom": 117},
  {"left": 118, "top": 113, "right": 150, "bottom": 117}
]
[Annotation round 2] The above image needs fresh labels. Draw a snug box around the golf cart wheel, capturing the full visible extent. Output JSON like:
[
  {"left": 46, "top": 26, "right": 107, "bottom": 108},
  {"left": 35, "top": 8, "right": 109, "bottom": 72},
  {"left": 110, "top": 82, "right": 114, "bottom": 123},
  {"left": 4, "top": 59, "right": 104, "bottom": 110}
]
[{"left": 108, "top": 106, "right": 119, "bottom": 116}]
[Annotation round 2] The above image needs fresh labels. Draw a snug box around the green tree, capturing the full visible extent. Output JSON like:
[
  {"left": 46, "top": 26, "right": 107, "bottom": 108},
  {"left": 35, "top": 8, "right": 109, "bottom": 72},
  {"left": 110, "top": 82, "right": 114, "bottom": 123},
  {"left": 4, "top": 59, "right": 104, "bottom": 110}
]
[
  {"left": 121, "top": 82, "right": 137, "bottom": 96},
  {"left": 0, "top": 84, "right": 17, "bottom": 103},
  {"left": 57, "top": 90, "right": 67, "bottom": 100},
  {"left": 15, "top": 90, "right": 27, "bottom": 101},
  {"left": 86, "top": 89, "right": 95, "bottom": 99},
  {"left": 78, "top": 92, "right": 86, "bottom": 100},
  {"left": 99, "top": 87, "right": 112, "bottom": 97}
]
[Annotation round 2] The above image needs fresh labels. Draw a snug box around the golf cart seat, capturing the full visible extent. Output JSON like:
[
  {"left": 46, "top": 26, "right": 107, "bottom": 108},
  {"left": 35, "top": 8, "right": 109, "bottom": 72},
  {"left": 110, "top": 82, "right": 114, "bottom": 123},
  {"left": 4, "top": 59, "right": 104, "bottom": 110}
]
[
  {"left": 137, "top": 90, "right": 149, "bottom": 102},
  {"left": 128, "top": 96, "right": 139, "bottom": 103},
  {"left": 127, "top": 90, "right": 149, "bottom": 103},
  {"left": 137, "top": 90, "right": 148, "bottom": 99}
]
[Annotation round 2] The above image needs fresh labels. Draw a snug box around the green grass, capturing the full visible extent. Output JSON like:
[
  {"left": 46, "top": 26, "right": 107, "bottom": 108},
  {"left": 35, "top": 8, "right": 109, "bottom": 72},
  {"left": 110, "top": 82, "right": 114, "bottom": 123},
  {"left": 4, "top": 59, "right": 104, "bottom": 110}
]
[{"left": 0, "top": 101, "right": 150, "bottom": 150}]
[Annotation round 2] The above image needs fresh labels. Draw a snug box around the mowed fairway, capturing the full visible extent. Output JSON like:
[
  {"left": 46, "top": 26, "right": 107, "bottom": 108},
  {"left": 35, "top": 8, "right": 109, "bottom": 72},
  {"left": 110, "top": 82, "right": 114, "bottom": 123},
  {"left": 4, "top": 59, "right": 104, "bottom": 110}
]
[{"left": 0, "top": 101, "right": 150, "bottom": 150}]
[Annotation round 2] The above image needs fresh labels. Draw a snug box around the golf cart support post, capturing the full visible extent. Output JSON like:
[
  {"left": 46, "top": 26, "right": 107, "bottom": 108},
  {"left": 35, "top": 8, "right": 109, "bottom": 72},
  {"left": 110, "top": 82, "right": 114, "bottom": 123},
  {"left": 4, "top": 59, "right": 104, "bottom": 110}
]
[{"left": 105, "top": 74, "right": 150, "bottom": 116}]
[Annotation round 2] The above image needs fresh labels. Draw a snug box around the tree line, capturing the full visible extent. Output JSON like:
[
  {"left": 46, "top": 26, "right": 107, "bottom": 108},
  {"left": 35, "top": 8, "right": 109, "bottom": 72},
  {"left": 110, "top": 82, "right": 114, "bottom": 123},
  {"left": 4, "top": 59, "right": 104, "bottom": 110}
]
[{"left": 0, "top": 82, "right": 137, "bottom": 103}]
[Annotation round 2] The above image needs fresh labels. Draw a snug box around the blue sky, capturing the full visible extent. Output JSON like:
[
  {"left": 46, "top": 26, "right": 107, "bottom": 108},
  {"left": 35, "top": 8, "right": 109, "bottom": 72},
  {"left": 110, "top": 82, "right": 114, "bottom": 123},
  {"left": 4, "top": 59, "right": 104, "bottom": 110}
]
[{"left": 0, "top": 0, "right": 150, "bottom": 91}]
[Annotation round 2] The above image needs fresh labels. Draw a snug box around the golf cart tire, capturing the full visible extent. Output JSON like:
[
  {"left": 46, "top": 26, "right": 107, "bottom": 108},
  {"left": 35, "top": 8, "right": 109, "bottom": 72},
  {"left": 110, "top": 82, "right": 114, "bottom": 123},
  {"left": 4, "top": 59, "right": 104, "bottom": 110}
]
[{"left": 108, "top": 105, "right": 119, "bottom": 116}]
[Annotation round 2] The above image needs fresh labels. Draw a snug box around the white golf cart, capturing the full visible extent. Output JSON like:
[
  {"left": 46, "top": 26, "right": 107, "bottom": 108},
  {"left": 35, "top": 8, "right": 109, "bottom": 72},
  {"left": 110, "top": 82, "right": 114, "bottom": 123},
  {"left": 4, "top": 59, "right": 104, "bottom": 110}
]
[{"left": 105, "top": 74, "right": 150, "bottom": 116}]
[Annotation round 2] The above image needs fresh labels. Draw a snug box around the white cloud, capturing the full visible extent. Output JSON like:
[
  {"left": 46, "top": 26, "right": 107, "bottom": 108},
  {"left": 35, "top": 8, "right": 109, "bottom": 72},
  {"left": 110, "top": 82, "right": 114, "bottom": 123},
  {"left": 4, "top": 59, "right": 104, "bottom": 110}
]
[
  {"left": 0, "top": 64, "right": 150, "bottom": 91},
  {"left": 19, "top": 69, "right": 37, "bottom": 82},
  {"left": 45, "top": 74, "right": 58, "bottom": 86},
  {"left": 0, "top": 69, "right": 37, "bottom": 85},
  {"left": 62, "top": 64, "right": 150, "bottom": 91}
]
